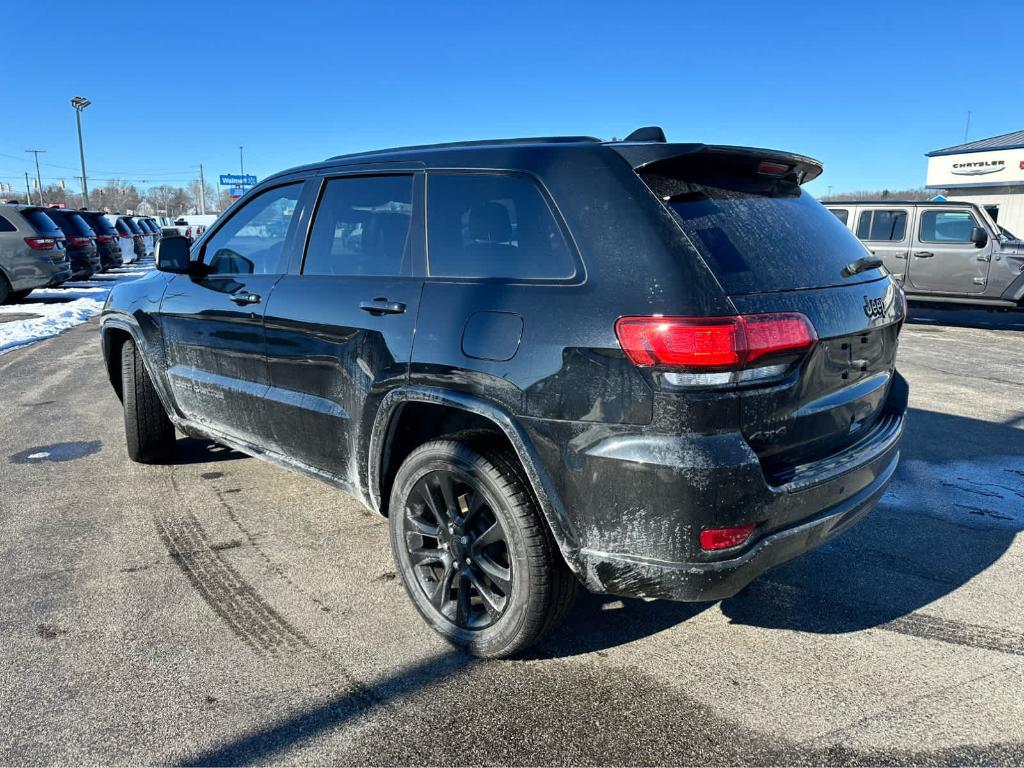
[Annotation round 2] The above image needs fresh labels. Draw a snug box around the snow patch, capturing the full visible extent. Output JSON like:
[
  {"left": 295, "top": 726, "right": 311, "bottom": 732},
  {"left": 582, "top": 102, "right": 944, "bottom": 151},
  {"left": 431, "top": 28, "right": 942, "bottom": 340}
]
[
  {"left": 881, "top": 454, "right": 1024, "bottom": 528},
  {"left": 0, "top": 260, "right": 153, "bottom": 355}
]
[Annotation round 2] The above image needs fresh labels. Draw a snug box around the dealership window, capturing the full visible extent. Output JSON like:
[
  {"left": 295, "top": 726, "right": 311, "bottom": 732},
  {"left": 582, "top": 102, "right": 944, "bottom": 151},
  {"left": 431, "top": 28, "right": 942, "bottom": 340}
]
[
  {"left": 829, "top": 208, "right": 849, "bottom": 225},
  {"left": 856, "top": 209, "right": 907, "bottom": 241},
  {"left": 919, "top": 210, "right": 978, "bottom": 243}
]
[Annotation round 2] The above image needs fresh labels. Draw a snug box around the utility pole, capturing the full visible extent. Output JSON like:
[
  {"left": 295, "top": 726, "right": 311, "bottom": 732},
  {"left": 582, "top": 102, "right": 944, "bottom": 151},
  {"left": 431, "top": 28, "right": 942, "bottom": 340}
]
[
  {"left": 239, "top": 146, "right": 244, "bottom": 177},
  {"left": 964, "top": 110, "right": 972, "bottom": 143},
  {"left": 24, "top": 172, "right": 31, "bottom": 203},
  {"left": 199, "top": 164, "right": 207, "bottom": 215},
  {"left": 25, "top": 150, "right": 46, "bottom": 205}
]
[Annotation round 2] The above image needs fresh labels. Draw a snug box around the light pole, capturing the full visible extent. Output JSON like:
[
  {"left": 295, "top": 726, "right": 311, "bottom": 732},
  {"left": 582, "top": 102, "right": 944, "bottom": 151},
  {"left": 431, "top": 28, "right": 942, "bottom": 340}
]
[
  {"left": 25, "top": 149, "right": 46, "bottom": 205},
  {"left": 71, "top": 96, "right": 91, "bottom": 208}
]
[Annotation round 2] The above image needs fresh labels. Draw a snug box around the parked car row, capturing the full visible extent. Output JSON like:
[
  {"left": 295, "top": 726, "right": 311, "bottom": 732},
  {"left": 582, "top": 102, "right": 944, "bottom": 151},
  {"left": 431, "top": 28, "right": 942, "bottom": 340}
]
[{"left": 0, "top": 201, "right": 159, "bottom": 304}]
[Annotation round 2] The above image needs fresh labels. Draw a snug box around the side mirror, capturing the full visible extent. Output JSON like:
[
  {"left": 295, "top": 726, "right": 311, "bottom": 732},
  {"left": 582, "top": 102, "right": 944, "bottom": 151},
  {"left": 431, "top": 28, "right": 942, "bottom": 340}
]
[
  {"left": 970, "top": 226, "right": 989, "bottom": 248},
  {"left": 155, "top": 235, "right": 191, "bottom": 273}
]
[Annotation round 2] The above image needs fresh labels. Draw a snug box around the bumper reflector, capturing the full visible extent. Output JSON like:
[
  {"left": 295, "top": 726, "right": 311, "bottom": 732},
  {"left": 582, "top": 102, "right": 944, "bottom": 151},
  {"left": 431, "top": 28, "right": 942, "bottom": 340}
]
[{"left": 700, "top": 523, "right": 756, "bottom": 551}]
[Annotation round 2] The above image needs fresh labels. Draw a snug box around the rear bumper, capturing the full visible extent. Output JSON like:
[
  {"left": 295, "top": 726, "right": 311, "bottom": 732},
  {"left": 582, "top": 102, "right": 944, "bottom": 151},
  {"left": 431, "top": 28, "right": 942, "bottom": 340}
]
[
  {"left": 520, "top": 372, "right": 907, "bottom": 601},
  {"left": 577, "top": 448, "right": 898, "bottom": 601},
  {"left": 98, "top": 244, "right": 122, "bottom": 269},
  {"left": 67, "top": 248, "right": 98, "bottom": 279},
  {"left": 11, "top": 254, "right": 72, "bottom": 290}
]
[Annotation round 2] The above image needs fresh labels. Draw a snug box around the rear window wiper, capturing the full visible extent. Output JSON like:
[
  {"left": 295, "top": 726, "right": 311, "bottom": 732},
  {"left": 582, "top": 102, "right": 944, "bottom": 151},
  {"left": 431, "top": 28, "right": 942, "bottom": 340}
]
[{"left": 842, "top": 255, "right": 884, "bottom": 277}]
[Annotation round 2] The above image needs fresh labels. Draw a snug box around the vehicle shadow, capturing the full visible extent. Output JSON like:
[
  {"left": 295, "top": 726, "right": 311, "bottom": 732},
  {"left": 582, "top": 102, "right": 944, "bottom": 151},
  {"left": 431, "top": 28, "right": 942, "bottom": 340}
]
[
  {"left": 720, "top": 406, "right": 1023, "bottom": 634},
  {"left": 907, "top": 305, "right": 1024, "bottom": 331},
  {"left": 171, "top": 437, "right": 249, "bottom": 465},
  {"left": 532, "top": 591, "right": 713, "bottom": 659}
]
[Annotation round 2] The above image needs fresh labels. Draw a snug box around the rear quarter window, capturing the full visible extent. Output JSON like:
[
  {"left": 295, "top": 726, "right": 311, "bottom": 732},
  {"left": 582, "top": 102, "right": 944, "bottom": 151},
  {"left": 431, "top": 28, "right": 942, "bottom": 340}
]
[
  {"left": 426, "top": 173, "right": 576, "bottom": 280},
  {"left": 0, "top": 216, "right": 15, "bottom": 232},
  {"left": 856, "top": 209, "right": 907, "bottom": 241}
]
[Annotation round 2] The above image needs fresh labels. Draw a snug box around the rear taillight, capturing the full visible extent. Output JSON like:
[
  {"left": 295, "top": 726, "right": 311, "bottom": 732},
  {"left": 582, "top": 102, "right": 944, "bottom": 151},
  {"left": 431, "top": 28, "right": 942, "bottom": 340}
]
[
  {"left": 615, "top": 313, "right": 816, "bottom": 386},
  {"left": 96, "top": 235, "right": 114, "bottom": 244},
  {"left": 185, "top": 228, "right": 192, "bottom": 237},
  {"left": 24, "top": 236, "right": 57, "bottom": 250},
  {"left": 68, "top": 236, "right": 92, "bottom": 247},
  {"left": 700, "top": 523, "right": 756, "bottom": 551},
  {"left": 120, "top": 233, "right": 132, "bottom": 239}
]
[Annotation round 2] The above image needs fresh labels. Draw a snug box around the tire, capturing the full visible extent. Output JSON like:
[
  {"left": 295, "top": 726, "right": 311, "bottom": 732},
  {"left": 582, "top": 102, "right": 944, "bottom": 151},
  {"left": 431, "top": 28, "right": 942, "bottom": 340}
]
[
  {"left": 120, "top": 338, "right": 175, "bottom": 463},
  {"left": 9, "top": 289, "right": 32, "bottom": 302},
  {"left": 389, "top": 438, "right": 576, "bottom": 658},
  {"left": 0, "top": 274, "right": 10, "bottom": 305}
]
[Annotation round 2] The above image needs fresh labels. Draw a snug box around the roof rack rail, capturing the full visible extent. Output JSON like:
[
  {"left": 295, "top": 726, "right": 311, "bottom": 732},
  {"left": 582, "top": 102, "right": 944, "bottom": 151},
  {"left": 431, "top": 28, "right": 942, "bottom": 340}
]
[{"left": 327, "top": 135, "right": 601, "bottom": 161}]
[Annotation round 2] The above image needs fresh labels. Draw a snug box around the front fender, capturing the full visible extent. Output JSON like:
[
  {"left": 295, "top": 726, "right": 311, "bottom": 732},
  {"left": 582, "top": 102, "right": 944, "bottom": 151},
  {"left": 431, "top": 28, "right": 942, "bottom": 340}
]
[
  {"left": 99, "top": 313, "right": 179, "bottom": 421},
  {"left": 367, "top": 386, "right": 584, "bottom": 573}
]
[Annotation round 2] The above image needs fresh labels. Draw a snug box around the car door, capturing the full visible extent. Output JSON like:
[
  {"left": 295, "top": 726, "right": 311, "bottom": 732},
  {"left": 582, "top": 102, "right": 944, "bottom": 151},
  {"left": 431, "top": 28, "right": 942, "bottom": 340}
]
[
  {"left": 159, "top": 181, "right": 306, "bottom": 446},
  {"left": 262, "top": 172, "right": 424, "bottom": 486},
  {"left": 854, "top": 207, "right": 910, "bottom": 283},
  {"left": 909, "top": 207, "right": 992, "bottom": 294}
]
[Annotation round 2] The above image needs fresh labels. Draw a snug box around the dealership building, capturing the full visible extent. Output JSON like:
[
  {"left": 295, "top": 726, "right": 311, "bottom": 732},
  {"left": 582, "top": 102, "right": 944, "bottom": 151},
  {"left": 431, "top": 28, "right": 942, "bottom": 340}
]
[{"left": 926, "top": 130, "right": 1024, "bottom": 237}]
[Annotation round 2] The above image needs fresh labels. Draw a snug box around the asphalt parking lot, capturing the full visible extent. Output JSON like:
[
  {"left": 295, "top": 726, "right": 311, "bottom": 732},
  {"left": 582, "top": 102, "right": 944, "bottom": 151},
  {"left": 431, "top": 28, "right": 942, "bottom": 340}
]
[{"left": 1, "top": 295, "right": 1022, "bottom": 765}]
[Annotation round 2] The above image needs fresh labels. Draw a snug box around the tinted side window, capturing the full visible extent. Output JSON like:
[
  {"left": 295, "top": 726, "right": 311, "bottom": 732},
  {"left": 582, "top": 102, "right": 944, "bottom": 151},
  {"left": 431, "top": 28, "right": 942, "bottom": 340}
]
[
  {"left": 0, "top": 216, "right": 15, "bottom": 232},
  {"left": 304, "top": 175, "right": 414, "bottom": 277},
  {"left": 830, "top": 208, "right": 849, "bottom": 225},
  {"left": 427, "top": 173, "right": 574, "bottom": 280},
  {"left": 857, "top": 209, "right": 907, "bottom": 241},
  {"left": 919, "top": 210, "right": 977, "bottom": 243},
  {"left": 202, "top": 184, "right": 302, "bottom": 275}
]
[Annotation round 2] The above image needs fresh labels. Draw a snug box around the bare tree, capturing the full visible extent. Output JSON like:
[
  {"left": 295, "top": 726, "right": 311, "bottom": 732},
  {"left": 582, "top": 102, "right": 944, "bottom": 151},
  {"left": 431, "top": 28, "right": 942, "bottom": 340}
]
[{"left": 820, "top": 187, "right": 941, "bottom": 202}]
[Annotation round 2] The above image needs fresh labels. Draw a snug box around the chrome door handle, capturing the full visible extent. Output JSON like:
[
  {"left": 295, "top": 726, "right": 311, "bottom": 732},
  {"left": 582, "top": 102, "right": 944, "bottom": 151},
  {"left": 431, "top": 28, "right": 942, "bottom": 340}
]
[
  {"left": 977, "top": 255, "right": 991, "bottom": 262},
  {"left": 359, "top": 298, "right": 406, "bottom": 315},
  {"left": 229, "top": 292, "right": 261, "bottom": 306},
  {"left": 913, "top": 251, "right": 934, "bottom": 258}
]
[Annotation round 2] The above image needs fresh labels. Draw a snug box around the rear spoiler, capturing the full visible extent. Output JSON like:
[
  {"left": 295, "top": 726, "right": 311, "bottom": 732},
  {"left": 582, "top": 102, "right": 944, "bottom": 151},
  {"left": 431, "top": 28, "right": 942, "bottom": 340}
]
[{"left": 610, "top": 142, "right": 824, "bottom": 185}]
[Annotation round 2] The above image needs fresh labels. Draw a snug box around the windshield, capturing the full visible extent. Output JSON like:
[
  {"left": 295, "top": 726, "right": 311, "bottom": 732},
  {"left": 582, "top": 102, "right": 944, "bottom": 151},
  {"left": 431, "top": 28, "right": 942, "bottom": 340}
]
[{"left": 1000, "top": 225, "right": 1019, "bottom": 240}]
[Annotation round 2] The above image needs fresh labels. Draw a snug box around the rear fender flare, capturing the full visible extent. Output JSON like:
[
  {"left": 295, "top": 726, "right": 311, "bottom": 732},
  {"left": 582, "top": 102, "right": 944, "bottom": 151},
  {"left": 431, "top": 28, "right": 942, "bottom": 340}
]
[{"left": 368, "top": 386, "right": 583, "bottom": 572}]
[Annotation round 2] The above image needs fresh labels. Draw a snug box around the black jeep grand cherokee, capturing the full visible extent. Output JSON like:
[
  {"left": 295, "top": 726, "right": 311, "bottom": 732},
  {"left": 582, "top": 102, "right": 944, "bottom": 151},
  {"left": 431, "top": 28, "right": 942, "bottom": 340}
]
[{"left": 100, "top": 128, "right": 907, "bottom": 658}]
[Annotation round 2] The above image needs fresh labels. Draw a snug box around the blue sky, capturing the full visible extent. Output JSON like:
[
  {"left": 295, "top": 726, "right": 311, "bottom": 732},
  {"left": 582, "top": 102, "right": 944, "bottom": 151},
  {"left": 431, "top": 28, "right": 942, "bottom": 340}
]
[{"left": 2, "top": 0, "right": 1022, "bottom": 199}]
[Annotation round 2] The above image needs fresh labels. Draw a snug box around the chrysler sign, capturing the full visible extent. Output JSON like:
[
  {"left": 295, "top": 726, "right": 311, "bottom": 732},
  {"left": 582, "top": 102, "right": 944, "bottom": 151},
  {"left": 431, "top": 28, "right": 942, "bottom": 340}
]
[
  {"left": 951, "top": 160, "right": 1005, "bottom": 176},
  {"left": 927, "top": 148, "right": 1024, "bottom": 188}
]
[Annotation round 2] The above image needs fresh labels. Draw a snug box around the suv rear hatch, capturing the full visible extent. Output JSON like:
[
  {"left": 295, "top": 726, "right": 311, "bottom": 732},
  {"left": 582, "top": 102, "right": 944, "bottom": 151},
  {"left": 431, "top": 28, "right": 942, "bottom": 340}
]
[{"left": 624, "top": 144, "right": 904, "bottom": 484}]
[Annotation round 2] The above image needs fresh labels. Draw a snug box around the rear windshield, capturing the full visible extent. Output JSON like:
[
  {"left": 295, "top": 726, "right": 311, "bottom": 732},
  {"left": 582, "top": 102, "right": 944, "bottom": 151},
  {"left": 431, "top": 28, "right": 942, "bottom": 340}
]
[
  {"left": 81, "top": 213, "right": 117, "bottom": 235},
  {"left": 641, "top": 164, "right": 879, "bottom": 295},
  {"left": 49, "top": 212, "right": 95, "bottom": 237},
  {"left": 114, "top": 219, "right": 131, "bottom": 235},
  {"left": 123, "top": 218, "right": 143, "bottom": 234},
  {"left": 22, "top": 209, "right": 62, "bottom": 236}
]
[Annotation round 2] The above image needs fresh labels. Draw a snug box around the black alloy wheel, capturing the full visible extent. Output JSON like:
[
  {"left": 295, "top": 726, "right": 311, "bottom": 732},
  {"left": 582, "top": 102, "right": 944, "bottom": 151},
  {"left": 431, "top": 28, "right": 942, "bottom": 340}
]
[
  {"left": 388, "top": 438, "right": 576, "bottom": 658},
  {"left": 403, "top": 468, "right": 512, "bottom": 630}
]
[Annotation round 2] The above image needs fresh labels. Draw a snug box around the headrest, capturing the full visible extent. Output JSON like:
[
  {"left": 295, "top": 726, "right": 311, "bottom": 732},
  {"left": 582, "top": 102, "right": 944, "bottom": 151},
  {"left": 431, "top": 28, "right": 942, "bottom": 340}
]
[{"left": 468, "top": 202, "right": 511, "bottom": 244}]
